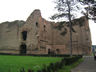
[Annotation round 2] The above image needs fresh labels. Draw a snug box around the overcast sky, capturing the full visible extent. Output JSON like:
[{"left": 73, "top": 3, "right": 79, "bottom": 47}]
[{"left": 0, "top": 0, "right": 96, "bottom": 45}]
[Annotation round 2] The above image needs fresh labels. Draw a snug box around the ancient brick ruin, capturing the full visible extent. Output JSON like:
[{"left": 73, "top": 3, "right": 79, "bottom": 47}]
[{"left": 0, "top": 9, "right": 92, "bottom": 55}]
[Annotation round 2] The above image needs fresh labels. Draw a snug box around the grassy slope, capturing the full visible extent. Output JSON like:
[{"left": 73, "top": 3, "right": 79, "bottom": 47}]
[{"left": 0, "top": 55, "right": 62, "bottom": 72}]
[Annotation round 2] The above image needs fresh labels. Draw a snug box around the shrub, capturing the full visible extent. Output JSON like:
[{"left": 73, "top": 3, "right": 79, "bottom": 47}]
[
  {"left": 37, "top": 70, "right": 42, "bottom": 72},
  {"left": 20, "top": 68, "right": 25, "bottom": 72},
  {"left": 47, "top": 66, "right": 51, "bottom": 72},
  {"left": 28, "top": 69, "right": 34, "bottom": 72},
  {"left": 64, "top": 55, "right": 82, "bottom": 65},
  {"left": 26, "top": 55, "right": 82, "bottom": 72}
]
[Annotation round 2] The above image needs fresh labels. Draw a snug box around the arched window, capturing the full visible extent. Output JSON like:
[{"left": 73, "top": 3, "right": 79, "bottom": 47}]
[
  {"left": 36, "top": 22, "right": 38, "bottom": 27},
  {"left": 22, "top": 31, "right": 27, "bottom": 41}
]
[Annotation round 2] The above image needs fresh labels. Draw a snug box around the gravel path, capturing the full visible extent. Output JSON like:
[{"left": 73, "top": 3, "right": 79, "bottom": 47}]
[{"left": 71, "top": 56, "right": 96, "bottom": 72}]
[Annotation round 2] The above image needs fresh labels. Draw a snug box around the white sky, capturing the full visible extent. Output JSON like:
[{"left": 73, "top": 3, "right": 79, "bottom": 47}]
[
  {"left": 0, "top": 0, "right": 96, "bottom": 45},
  {"left": 0, "top": 0, "right": 55, "bottom": 22}
]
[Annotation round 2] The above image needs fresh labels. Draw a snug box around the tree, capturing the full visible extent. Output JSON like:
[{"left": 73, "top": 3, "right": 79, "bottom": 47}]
[
  {"left": 51, "top": 0, "right": 84, "bottom": 56},
  {"left": 79, "top": 0, "right": 96, "bottom": 22}
]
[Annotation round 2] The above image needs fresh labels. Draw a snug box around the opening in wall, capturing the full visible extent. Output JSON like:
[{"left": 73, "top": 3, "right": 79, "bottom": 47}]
[
  {"left": 48, "top": 49, "right": 51, "bottom": 54},
  {"left": 36, "top": 22, "right": 38, "bottom": 27},
  {"left": 20, "top": 43, "right": 27, "bottom": 55},
  {"left": 48, "top": 49, "right": 55, "bottom": 55},
  {"left": 22, "top": 31, "right": 27, "bottom": 41}
]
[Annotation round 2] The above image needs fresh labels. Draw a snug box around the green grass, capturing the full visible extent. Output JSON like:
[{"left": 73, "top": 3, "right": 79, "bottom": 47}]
[
  {"left": 0, "top": 55, "right": 62, "bottom": 72},
  {"left": 58, "top": 58, "right": 84, "bottom": 72}
]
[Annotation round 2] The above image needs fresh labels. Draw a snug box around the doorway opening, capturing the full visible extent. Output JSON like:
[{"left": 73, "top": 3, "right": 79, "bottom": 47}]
[
  {"left": 48, "top": 49, "right": 51, "bottom": 54},
  {"left": 22, "top": 31, "right": 27, "bottom": 41},
  {"left": 48, "top": 49, "right": 55, "bottom": 55},
  {"left": 56, "top": 49, "right": 60, "bottom": 54},
  {"left": 20, "top": 43, "right": 27, "bottom": 55}
]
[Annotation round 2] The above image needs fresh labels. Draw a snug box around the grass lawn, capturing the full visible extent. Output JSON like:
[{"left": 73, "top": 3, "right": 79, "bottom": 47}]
[{"left": 0, "top": 55, "right": 62, "bottom": 72}]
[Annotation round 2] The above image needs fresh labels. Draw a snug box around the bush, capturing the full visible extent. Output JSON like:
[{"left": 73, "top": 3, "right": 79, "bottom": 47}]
[
  {"left": 20, "top": 68, "right": 25, "bottom": 72},
  {"left": 28, "top": 69, "right": 34, "bottom": 72},
  {"left": 47, "top": 66, "right": 51, "bottom": 72},
  {"left": 37, "top": 70, "right": 42, "bottom": 72},
  {"left": 64, "top": 55, "right": 82, "bottom": 65},
  {"left": 25, "top": 55, "right": 82, "bottom": 72}
]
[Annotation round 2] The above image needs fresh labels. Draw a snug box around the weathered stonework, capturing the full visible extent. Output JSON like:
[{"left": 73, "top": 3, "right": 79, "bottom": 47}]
[{"left": 0, "top": 9, "right": 92, "bottom": 55}]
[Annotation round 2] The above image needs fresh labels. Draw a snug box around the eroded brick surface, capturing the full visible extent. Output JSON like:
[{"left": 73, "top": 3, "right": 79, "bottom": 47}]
[{"left": 0, "top": 9, "right": 92, "bottom": 55}]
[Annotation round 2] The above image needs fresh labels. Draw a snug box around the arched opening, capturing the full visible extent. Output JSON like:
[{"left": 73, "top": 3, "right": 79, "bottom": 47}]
[
  {"left": 48, "top": 49, "right": 51, "bottom": 54},
  {"left": 56, "top": 49, "right": 60, "bottom": 54},
  {"left": 20, "top": 44, "right": 27, "bottom": 55},
  {"left": 48, "top": 49, "right": 55, "bottom": 55},
  {"left": 22, "top": 31, "right": 27, "bottom": 41},
  {"left": 36, "top": 22, "right": 38, "bottom": 27}
]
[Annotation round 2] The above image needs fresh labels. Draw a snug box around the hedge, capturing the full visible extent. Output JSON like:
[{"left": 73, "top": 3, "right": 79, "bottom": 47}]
[{"left": 20, "top": 55, "right": 82, "bottom": 72}]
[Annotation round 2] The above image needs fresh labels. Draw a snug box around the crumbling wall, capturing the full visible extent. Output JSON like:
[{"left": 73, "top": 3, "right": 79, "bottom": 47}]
[
  {"left": 0, "top": 9, "right": 92, "bottom": 55},
  {"left": 20, "top": 9, "right": 92, "bottom": 55},
  {"left": 0, "top": 21, "right": 25, "bottom": 54}
]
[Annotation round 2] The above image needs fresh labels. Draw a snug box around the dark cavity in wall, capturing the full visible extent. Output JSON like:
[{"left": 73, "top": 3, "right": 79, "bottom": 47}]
[
  {"left": 36, "top": 22, "right": 38, "bottom": 27},
  {"left": 22, "top": 31, "right": 27, "bottom": 41},
  {"left": 48, "top": 49, "right": 51, "bottom": 54},
  {"left": 20, "top": 43, "right": 27, "bottom": 55},
  {"left": 48, "top": 49, "right": 55, "bottom": 55}
]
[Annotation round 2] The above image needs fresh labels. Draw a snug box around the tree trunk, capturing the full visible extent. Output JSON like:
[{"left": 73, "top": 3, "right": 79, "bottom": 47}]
[{"left": 66, "top": 0, "right": 72, "bottom": 56}]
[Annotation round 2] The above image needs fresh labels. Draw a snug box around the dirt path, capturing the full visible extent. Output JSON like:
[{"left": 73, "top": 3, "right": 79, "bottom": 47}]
[{"left": 71, "top": 56, "right": 96, "bottom": 72}]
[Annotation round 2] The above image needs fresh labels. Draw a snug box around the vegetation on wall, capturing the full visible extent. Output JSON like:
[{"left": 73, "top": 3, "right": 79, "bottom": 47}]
[
  {"left": 78, "top": 18, "right": 85, "bottom": 27},
  {"left": 53, "top": 22, "right": 68, "bottom": 36},
  {"left": 73, "top": 17, "right": 85, "bottom": 27},
  {"left": 67, "top": 22, "right": 76, "bottom": 33},
  {"left": 54, "top": 21, "right": 77, "bottom": 36},
  {"left": 71, "top": 27, "right": 76, "bottom": 33},
  {"left": 54, "top": 22, "right": 65, "bottom": 30},
  {"left": 60, "top": 28, "right": 67, "bottom": 36}
]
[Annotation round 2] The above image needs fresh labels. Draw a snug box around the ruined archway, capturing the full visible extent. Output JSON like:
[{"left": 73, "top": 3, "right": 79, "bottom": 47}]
[
  {"left": 22, "top": 31, "right": 27, "bottom": 41},
  {"left": 20, "top": 43, "right": 27, "bottom": 55}
]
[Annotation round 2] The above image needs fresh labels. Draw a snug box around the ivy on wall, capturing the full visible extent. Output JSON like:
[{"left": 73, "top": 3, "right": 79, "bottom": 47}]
[
  {"left": 54, "top": 22, "right": 65, "bottom": 30},
  {"left": 60, "top": 28, "right": 67, "bottom": 36},
  {"left": 53, "top": 17, "right": 86, "bottom": 36}
]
